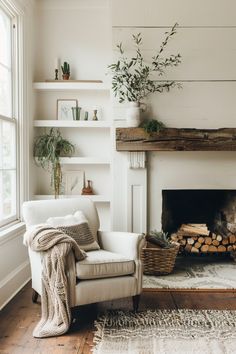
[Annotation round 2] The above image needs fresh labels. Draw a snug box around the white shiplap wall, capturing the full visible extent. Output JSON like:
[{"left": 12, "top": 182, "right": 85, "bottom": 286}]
[{"left": 111, "top": 0, "right": 236, "bottom": 232}]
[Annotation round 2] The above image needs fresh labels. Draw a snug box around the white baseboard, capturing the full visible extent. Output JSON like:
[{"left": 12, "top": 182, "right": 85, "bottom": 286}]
[{"left": 0, "top": 260, "right": 31, "bottom": 310}]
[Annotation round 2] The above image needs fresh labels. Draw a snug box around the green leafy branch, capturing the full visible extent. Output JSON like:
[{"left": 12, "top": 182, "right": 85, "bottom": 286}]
[{"left": 108, "top": 23, "right": 182, "bottom": 103}]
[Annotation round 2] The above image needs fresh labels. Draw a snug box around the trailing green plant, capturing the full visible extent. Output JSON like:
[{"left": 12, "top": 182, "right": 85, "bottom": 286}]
[
  {"left": 146, "top": 230, "right": 174, "bottom": 249},
  {"left": 34, "top": 128, "right": 75, "bottom": 198},
  {"left": 108, "top": 23, "right": 182, "bottom": 103},
  {"left": 140, "top": 119, "right": 165, "bottom": 134},
  {"left": 61, "top": 61, "right": 70, "bottom": 75}
]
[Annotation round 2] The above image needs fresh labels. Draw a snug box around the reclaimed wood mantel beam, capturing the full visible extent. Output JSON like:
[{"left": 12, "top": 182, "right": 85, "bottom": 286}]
[{"left": 116, "top": 128, "right": 236, "bottom": 151}]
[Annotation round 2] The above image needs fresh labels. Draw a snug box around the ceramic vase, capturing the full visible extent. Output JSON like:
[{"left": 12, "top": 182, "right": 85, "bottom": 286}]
[{"left": 126, "top": 102, "right": 141, "bottom": 127}]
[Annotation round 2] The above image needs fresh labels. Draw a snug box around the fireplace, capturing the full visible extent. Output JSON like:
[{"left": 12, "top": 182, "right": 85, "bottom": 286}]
[
  {"left": 162, "top": 190, "right": 236, "bottom": 234},
  {"left": 161, "top": 190, "right": 236, "bottom": 254}
]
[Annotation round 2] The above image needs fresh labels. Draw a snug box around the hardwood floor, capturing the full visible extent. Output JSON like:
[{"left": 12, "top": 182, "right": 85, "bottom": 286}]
[{"left": 1, "top": 282, "right": 236, "bottom": 354}]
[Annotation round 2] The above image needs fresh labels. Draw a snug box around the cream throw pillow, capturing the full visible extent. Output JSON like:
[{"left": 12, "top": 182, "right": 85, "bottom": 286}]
[{"left": 46, "top": 211, "right": 100, "bottom": 252}]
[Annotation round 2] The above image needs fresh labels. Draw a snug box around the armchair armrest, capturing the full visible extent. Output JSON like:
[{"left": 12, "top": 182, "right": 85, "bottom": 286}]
[{"left": 98, "top": 231, "right": 145, "bottom": 260}]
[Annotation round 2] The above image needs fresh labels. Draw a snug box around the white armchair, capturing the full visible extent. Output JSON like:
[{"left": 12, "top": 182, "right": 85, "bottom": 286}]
[{"left": 22, "top": 198, "right": 145, "bottom": 311}]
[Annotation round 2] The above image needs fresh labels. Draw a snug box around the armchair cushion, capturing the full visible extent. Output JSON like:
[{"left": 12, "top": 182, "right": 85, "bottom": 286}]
[
  {"left": 23, "top": 198, "right": 100, "bottom": 241},
  {"left": 76, "top": 250, "right": 135, "bottom": 280},
  {"left": 47, "top": 211, "right": 100, "bottom": 251}
]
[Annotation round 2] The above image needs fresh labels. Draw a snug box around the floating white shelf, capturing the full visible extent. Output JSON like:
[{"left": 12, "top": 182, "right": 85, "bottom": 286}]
[
  {"left": 60, "top": 157, "right": 110, "bottom": 165},
  {"left": 34, "top": 120, "right": 111, "bottom": 128},
  {"left": 33, "top": 82, "right": 110, "bottom": 91},
  {"left": 33, "top": 195, "right": 110, "bottom": 202}
]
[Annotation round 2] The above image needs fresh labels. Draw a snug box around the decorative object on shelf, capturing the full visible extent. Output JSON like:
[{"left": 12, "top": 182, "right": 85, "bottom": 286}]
[
  {"left": 61, "top": 61, "right": 70, "bottom": 80},
  {"left": 55, "top": 69, "right": 59, "bottom": 81},
  {"left": 126, "top": 102, "right": 146, "bottom": 127},
  {"left": 72, "top": 106, "right": 82, "bottom": 120},
  {"left": 108, "top": 23, "right": 182, "bottom": 127},
  {"left": 57, "top": 99, "right": 78, "bottom": 120},
  {"left": 92, "top": 109, "right": 98, "bottom": 121},
  {"left": 84, "top": 111, "right": 88, "bottom": 120},
  {"left": 64, "top": 170, "right": 84, "bottom": 195},
  {"left": 81, "top": 180, "right": 94, "bottom": 195},
  {"left": 141, "top": 230, "right": 179, "bottom": 275},
  {"left": 34, "top": 128, "right": 75, "bottom": 198},
  {"left": 140, "top": 119, "right": 165, "bottom": 134},
  {"left": 81, "top": 106, "right": 101, "bottom": 121},
  {"left": 54, "top": 57, "right": 59, "bottom": 80}
]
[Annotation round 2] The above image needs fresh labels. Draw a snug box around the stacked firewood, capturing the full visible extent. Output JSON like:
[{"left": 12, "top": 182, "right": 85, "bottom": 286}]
[{"left": 171, "top": 224, "right": 236, "bottom": 253}]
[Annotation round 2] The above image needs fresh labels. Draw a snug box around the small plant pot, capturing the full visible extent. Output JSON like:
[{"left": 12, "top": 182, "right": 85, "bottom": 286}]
[{"left": 62, "top": 74, "right": 70, "bottom": 80}]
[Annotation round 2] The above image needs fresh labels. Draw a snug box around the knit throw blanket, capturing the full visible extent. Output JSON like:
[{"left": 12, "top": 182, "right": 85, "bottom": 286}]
[{"left": 24, "top": 225, "right": 85, "bottom": 338}]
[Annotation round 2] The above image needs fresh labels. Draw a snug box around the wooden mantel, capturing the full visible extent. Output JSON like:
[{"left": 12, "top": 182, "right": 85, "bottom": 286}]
[{"left": 116, "top": 128, "right": 236, "bottom": 151}]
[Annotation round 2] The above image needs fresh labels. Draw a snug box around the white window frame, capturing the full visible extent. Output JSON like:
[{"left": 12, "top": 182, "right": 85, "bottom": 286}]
[{"left": 0, "top": 0, "right": 29, "bottom": 232}]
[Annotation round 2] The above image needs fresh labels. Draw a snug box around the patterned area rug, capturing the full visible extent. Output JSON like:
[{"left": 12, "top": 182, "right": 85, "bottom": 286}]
[
  {"left": 93, "top": 309, "right": 236, "bottom": 354},
  {"left": 143, "top": 256, "right": 236, "bottom": 289}
]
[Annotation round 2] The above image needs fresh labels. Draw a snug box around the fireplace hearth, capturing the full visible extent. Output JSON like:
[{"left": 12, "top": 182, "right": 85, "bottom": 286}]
[
  {"left": 162, "top": 190, "right": 236, "bottom": 235},
  {"left": 162, "top": 190, "right": 236, "bottom": 255}
]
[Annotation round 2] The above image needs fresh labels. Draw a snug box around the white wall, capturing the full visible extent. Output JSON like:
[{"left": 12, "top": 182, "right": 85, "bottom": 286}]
[
  {"left": 34, "top": 0, "right": 111, "bottom": 82},
  {"left": 111, "top": 0, "right": 236, "bottom": 232},
  {"left": 0, "top": 226, "right": 30, "bottom": 309}
]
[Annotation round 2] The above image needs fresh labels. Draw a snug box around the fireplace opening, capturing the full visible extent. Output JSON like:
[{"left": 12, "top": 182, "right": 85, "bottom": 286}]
[{"left": 162, "top": 189, "right": 236, "bottom": 237}]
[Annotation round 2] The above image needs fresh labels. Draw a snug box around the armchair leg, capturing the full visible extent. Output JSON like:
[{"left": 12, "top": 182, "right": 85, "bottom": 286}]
[
  {"left": 132, "top": 295, "right": 140, "bottom": 312},
  {"left": 32, "top": 289, "right": 39, "bottom": 303}
]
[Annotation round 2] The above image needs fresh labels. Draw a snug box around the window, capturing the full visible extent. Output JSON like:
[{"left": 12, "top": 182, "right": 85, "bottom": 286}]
[{"left": 0, "top": 4, "right": 17, "bottom": 228}]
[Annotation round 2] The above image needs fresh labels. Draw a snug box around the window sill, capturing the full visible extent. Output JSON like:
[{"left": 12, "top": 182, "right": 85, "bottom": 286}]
[{"left": 0, "top": 222, "right": 26, "bottom": 246}]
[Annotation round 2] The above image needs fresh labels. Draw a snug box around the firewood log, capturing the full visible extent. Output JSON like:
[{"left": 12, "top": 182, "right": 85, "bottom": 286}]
[
  {"left": 227, "top": 245, "right": 233, "bottom": 251},
  {"left": 229, "top": 235, "right": 236, "bottom": 244},
  {"left": 201, "top": 245, "right": 209, "bottom": 252},
  {"left": 146, "top": 235, "right": 172, "bottom": 248},
  {"left": 180, "top": 239, "right": 186, "bottom": 246},
  {"left": 187, "top": 238, "right": 195, "bottom": 245},
  {"left": 205, "top": 237, "right": 212, "bottom": 245},
  {"left": 212, "top": 233, "right": 216, "bottom": 240},
  {"left": 218, "top": 245, "right": 226, "bottom": 252},
  {"left": 191, "top": 247, "right": 199, "bottom": 253},
  {"left": 222, "top": 238, "right": 229, "bottom": 245},
  {"left": 198, "top": 237, "right": 205, "bottom": 244},
  {"left": 176, "top": 232, "right": 186, "bottom": 238},
  {"left": 194, "top": 242, "right": 201, "bottom": 249},
  {"left": 216, "top": 235, "right": 223, "bottom": 242},
  {"left": 208, "top": 245, "right": 218, "bottom": 252},
  {"left": 188, "top": 224, "right": 207, "bottom": 227},
  {"left": 212, "top": 240, "right": 220, "bottom": 246},
  {"left": 180, "top": 224, "right": 209, "bottom": 236}
]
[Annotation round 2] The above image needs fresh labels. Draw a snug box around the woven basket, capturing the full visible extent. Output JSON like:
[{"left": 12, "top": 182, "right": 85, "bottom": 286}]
[{"left": 141, "top": 242, "right": 179, "bottom": 275}]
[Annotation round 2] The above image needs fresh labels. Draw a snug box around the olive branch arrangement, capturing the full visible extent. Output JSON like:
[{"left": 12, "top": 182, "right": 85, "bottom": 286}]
[{"left": 108, "top": 23, "right": 182, "bottom": 103}]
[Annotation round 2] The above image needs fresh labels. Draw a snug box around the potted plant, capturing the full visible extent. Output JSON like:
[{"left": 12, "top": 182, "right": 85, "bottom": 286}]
[
  {"left": 61, "top": 61, "right": 70, "bottom": 80},
  {"left": 141, "top": 119, "right": 165, "bottom": 134},
  {"left": 108, "top": 23, "right": 182, "bottom": 127},
  {"left": 34, "top": 128, "right": 75, "bottom": 198}
]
